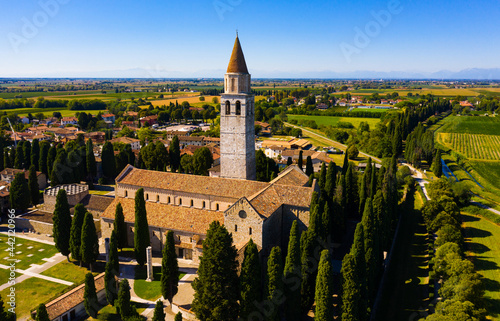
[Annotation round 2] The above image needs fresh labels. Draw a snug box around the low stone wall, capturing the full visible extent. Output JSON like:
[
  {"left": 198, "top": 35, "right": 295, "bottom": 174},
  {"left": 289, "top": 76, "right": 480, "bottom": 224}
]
[{"left": 15, "top": 217, "right": 53, "bottom": 235}]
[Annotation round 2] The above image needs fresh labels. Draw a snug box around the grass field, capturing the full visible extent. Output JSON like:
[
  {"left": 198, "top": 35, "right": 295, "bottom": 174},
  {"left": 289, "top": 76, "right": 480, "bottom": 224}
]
[
  {"left": 0, "top": 277, "right": 68, "bottom": 320},
  {"left": 0, "top": 234, "right": 59, "bottom": 270},
  {"left": 437, "top": 116, "right": 500, "bottom": 136},
  {"left": 40, "top": 261, "right": 98, "bottom": 284},
  {"left": 287, "top": 114, "right": 380, "bottom": 129},
  {"left": 462, "top": 212, "right": 500, "bottom": 320},
  {"left": 134, "top": 265, "right": 186, "bottom": 301},
  {"left": 375, "top": 188, "right": 430, "bottom": 321},
  {"left": 84, "top": 301, "right": 149, "bottom": 320},
  {"left": 437, "top": 133, "right": 500, "bottom": 160}
]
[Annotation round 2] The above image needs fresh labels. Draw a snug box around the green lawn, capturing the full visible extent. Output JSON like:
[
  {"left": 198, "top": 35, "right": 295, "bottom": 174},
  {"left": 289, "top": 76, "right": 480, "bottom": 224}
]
[
  {"left": 134, "top": 265, "right": 186, "bottom": 301},
  {"left": 375, "top": 189, "right": 430, "bottom": 321},
  {"left": 437, "top": 115, "right": 500, "bottom": 136},
  {"left": 462, "top": 212, "right": 500, "bottom": 320},
  {"left": 40, "top": 260, "right": 98, "bottom": 284},
  {"left": 287, "top": 114, "right": 380, "bottom": 129},
  {"left": 0, "top": 277, "right": 68, "bottom": 320},
  {"left": 0, "top": 234, "right": 59, "bottom": 270}
]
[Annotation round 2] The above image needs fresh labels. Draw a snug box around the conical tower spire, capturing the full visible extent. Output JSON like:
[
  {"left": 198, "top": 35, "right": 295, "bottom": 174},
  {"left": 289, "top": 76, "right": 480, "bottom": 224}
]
[{"left": 227, "top": 35, "right": 249, "bottom": 74}]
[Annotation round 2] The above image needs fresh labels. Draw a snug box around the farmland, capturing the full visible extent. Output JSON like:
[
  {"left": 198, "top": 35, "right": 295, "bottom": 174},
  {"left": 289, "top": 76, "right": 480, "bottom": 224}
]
[
  {"left": 437, "top": 133, "right": 500, "bottom": 160},
  {"left": 287, "top": 114, "right": 380, "bottom": 129},
  {"left": 437, "top": 116, "right": 500, "bottom": 136},
  {"left": 462, "top": 212, "right": 500, "bottom": 320}
]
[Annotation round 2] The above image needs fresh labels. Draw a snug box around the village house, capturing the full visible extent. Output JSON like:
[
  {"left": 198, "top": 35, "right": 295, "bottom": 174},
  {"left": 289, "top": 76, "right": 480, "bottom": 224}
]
[
  {"left": 110, "top": 136, "right": 141, "bottom": 150},
  {"left": 61, "top": 117, "right": 78, "bottom": 126},
  {"left": 101, "top": 113, "right": 116, "bottom": 123},
  {"left": 0, "top": 168, "right": 47, "bottom": 190}
]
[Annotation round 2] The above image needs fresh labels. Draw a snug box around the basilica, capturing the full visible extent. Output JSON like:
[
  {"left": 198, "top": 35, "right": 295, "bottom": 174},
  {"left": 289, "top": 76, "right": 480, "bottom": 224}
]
[{"left": 100, "top": 36, "right": 316, "bottom": 262}]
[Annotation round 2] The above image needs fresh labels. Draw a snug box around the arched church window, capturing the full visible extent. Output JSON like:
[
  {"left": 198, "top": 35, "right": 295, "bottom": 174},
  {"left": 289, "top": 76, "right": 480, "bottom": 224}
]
[
  {"left": 190, "top": 200, "right": 194, "bottom": 207},
  {"left": 225, "top": 101, "right": 231, "bottom": 115},
  {"left": 216, "top": 204, "right": 219, "bottom": 211},
  {"left": 235, "top": 101, "right": 241, "bottom": 115}
]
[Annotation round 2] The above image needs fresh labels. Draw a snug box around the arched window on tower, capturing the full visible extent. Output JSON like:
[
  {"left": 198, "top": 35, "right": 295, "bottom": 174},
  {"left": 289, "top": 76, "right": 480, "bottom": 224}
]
[
  {"left": 231, "top": 78, "right": 236, "bottom": 92},
  {"left": 225, "top": 101, "right": 231, "bottom": 115},
  {"left": 235, "top": 101, "right": 241, "bottom": 115}
]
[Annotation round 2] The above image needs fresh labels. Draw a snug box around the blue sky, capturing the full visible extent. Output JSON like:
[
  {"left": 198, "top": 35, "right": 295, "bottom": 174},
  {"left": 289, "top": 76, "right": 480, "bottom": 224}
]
[{"left": 1, "top": 0, "right": 499, "bottom": 77}]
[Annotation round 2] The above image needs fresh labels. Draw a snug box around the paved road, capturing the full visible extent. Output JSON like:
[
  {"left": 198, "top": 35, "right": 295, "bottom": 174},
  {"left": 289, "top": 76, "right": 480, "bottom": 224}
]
[
  {"left": 285, "top": 122, "right": 382, "bottom": 163},
  {"left": 470, "top": 201, "right": 500, "bottom": 216}
]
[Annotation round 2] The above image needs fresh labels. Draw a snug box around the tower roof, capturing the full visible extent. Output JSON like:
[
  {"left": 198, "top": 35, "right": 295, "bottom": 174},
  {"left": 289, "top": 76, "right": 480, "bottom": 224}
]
[{"left": 226, "top": 36, "right": 249, "bottom": 74}]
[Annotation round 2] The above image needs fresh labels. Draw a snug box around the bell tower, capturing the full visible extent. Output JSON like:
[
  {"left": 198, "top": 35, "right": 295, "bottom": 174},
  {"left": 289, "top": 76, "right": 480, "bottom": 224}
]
[{"left": 220, "top": 35, "right": 256, "bottom": 180}]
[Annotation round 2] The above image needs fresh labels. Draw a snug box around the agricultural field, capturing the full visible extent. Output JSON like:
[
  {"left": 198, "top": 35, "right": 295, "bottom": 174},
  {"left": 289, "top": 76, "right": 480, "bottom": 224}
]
[
  {"left": 287, "top": 114, "right": 380, "bottom": 129},
  {"left": 437, "top": 116, "right": 500, "bottom": 136},
  {"left": 462, "top": 213, "right": 500, "bottom": 320},
  {"left": 437, "top": 133, "right": 500, "bottom": 160}
]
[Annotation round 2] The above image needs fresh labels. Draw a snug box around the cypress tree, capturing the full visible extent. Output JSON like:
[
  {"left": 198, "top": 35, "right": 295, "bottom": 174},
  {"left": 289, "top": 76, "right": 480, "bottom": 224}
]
[
  {"left": 287, "top": 156, "right": 293, "bottom": 166},
  {"left": 283, "top": 221, "right": 301, "bottom": 321},
  {"left": 28, "top": 165, "right": 39, "bottom": 206},
  {"left": 81, "top": 212, "right": 99, "bottom": 271},
  {"left": 113, "top": 202, "right": 127, "bottom": 250},
  {"left": 86, "top": 139, "right": 97, "bottom": 184},
  {"left": 134, "top": 188, "right": 150, "bottom": 267},
  {"left": 70, "top": 203, "right": 86, "bottom": 265},
  {"left": 174, "top": 312, "right": 183, "bottom": 321},
  {"left": 84, "top": 272, "right": 99, "bottom": 318},
  {"left": 53, "top": 189, "right": 72, "bottom": 260},
  {"left": 9, "top": 172, "right": 30, "bottom": 212},
  {"left": 47, "top": 145, "right": 56, "bottom": 178},
  {"left": 392, "top": 122, "right": 403, "bottom": 156},
  {"left": 35, "top": 303, "right": 50, "bottom": 321},
  {"left": 161, "top": 230, "right": 179, "bottom": 304},
  {"left": 305, "top": 156, "right": 313, "bottom": 177},
  {"left": 358, "top": 172, "right": 367, "bottom": 217},
  {"left": 31, "top": 139, "right": 40, "bottom": 171},
  {"left": 322, "top": 201, "right": 332, "bottom": 243},
  {"left": 9, "top": 148, "right": 15, "bottom": 169},
  {"left": 351, "top": 223, "right": 368, "bottom": 320},
  {"left": 432, "top": 149, "right": 442, "bottom": 178},
  {"left": 51, "top": 149, "right": 69, "bottom": 186},
  {"left": 324, "top": 161, "right": 337, "bottom": 199},
  {"left": 109, "top": 229, "right": 119, "bottom": 275},
  {"left": 14, "top": 143, "right": 24, "bottom": 169},
  {"left": 300, "top": 205, "right": 320, "bottom": 314},
  {"left": 240, "top": 239, "right": 262, "bottom": 320},
  {"left": 0, "top": 148, "right": 4, "bottom": 172},
  {"left": 116, "top": 279, "right": 132, "bottom": 318},
  {"left": 3, "top": 149, "right": 10, "bottom": 169},
  {"left": 192, "top": 221, "right": 239, "bottom": 321},
  {"left": 341, "top": 253, "right": 362, "bottom": 321},
  {"left": 23, "top": 140, "right": 31, "bottom": 169},
  {"left": 314, "top": 250, "right": 334, "bottom": 321},
  {"left": 152, "top": 300, "right": 166, "bottom": 321},
  {"left": 342, "top": 153, "right": 349, "bottom": 175},
  {"left": 318, "top": 162, "right": 327, "bottom": 192},
  {"left": 346, "top": 162, "right": 359, "bottom": 218},
  {"left": 266, "top": 246, "right": 283, "bottom": 321},
  {"left": 361, "top": 199, "right": 378, "bottom": 304},
  {"left": 39, "top": 141, "right": 49, "bottom": 176},
  {"left": 105, "top": 261, "right": 118, "bottom": 306},
  {"left": 298, "top": 150, "right": 303, "bottom": 171},
  {"left": 169, "top": 135, "right": 181, "bottom": 173},
  {"left": 370, "top": 163, "right": 377, "bottom": 199},
  {"left": 102, "top": 141, "right": 116, "bottom": 181}
]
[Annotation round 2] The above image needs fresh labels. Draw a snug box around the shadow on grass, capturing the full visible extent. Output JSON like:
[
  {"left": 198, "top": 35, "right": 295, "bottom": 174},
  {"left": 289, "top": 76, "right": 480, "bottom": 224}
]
[
  {"left": 471, "top": 257, "right": 499, "bottom": 271},
  {"left": 484, "top": 297, "right": 500, "bottom": 319},
  {"left": 466, "top": 242, "right": 491, "bottom": 254},
  {"left": 464, "top": 226, "right": 492, "bottom": 238},
  {"left": 461, "top": 214, "right": 480, "bottom": 223}
]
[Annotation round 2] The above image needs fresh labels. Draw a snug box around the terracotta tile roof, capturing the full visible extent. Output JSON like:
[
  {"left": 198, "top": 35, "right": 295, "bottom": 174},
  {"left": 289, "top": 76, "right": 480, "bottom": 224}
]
[
  {"left": 116, "top": 166, "right": 270, "bottom": 201},
  {"left": 270, "top": 166, "right": 309, "bottom": 187},
  {"left": 101, "top": 197, "right": 223, "bottom": 235},
  {"left": 78, "top": 194, "right": 115, "bottom": 213},
  {"left": 248, "top": 183, "right": 313, "bottom": 218},
  {"left": 19, "top": 210, "right": 53, "bottom": 224},
  {"left": 45, "top": 273, "right": 106, "bottom": 320}
]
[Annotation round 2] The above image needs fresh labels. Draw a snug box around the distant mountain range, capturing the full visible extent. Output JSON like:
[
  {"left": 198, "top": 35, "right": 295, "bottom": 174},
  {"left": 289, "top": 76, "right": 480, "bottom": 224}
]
[{"left": 13, "top": 68, "right": 500, "bottom": 80}]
